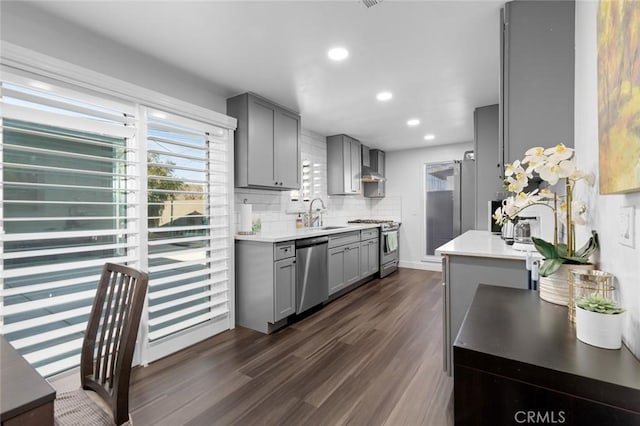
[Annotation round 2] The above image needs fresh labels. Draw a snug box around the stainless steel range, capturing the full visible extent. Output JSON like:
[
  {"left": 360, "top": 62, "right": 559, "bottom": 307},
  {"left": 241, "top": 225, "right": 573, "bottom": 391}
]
[{"left": 347, "top": 219, "right": 400, "bottom": 278}]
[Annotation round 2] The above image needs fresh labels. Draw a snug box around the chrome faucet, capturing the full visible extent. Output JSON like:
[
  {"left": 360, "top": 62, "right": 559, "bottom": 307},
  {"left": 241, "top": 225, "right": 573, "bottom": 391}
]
[{"left": 307, "top": 198, "right": 326, "bottom": 227}]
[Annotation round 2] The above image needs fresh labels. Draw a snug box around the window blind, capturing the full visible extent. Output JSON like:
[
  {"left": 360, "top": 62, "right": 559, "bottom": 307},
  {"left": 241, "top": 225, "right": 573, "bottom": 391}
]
[
  {"left": 1, "top": 73, "right": 138, "bottom": 377},
  {"left": 144, "top": 108, "right": 231, "bottom": 343}
]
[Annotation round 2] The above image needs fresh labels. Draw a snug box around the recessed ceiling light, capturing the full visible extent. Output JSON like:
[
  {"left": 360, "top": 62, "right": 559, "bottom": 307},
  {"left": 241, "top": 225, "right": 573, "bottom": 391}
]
[
  {"left": 424, "top": 134, "right": 435, "bottom": 141},
  {"left": 328, "top": 47, "right": 349, "bottom": 61},
  {"left": 376, "top": 91, "right": 393, "bottom": 101},
  {"left": 407, "top": 119, "right": 420, "bottom": 127}
]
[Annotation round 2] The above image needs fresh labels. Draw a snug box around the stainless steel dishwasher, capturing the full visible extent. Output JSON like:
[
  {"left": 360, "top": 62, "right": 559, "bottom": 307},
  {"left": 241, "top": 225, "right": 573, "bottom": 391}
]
[{"left": 295, "top": 236, "right": 328, "bottom": 314}]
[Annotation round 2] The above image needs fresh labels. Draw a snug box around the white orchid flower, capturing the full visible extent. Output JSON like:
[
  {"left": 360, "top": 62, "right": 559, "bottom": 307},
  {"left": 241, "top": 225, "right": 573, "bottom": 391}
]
[
  {"left": 506, "top": 176, "right": 527, "bottom": 193},
  {"left": 492, "top": 207, "right": 504, "bottom": 224},
  {"left": 523, "top": 147, "right": 546, "bottom": 166},
  {"left": 538, "top": 163, "right": 562, "bottom": 185},
  {"left": 504, "top": 160, "right": 524, "bottom": 177},
  {"left": 544, "top": 143, "right": 574, "bottom": 162},
  {"left": 570, "top": 170, "right": 595, "bottom": 185},
  {"left": 559, "top": 200, "right": 588, "bottom": 225},
  {"left": 572, "top": 201, "right": 588, "bottom": 225},
  {"left": 557, "top": 158, "right": 577, "bottom": 178},
  {"left": 538, "top": 187, "right": 555, "bottom": 200}
]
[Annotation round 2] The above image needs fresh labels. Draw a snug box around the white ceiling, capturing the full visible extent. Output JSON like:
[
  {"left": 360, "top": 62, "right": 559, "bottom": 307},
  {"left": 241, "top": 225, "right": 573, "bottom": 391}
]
[{"left": 24, "top": 0, "right": 502, "bottom": 152}]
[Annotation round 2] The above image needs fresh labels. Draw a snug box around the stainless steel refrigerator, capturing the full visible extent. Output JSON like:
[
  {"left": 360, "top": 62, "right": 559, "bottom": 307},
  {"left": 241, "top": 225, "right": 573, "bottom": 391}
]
[{"left": 425, "top": 152, "right": 475, "bottom": 256}]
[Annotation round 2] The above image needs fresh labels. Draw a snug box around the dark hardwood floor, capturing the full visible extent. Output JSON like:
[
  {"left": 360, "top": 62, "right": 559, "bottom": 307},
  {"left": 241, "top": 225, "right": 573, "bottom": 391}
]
[{"left": 129, "top": 268, "right": 453, "bottom": 425}]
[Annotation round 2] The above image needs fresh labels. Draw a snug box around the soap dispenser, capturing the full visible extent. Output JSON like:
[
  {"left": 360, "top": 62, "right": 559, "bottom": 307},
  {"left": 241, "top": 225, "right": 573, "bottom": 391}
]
[{"left": 296, "top": 213, "right": 303, "bottom": 229}]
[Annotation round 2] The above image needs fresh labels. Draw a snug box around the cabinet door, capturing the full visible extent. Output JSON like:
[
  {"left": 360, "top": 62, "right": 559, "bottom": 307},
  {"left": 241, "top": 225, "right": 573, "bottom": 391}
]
[
  {"left": 368, "top": 238, "right": 379, "bottom": 275},
  {"left": 274, "top": 257, "right": 296, "bottom": 322},
  {"left": 360, "top": 241, "right": 371, "bottom": 278},
  {"left": 342, "top": 138, "right": 352, "bottom": 194},
  {"left": 328, "top": 246, "right": 346, "bottom": 294},
  {"left": 344, "top": 243, "right": 360, "bottom": 286},
  {"left": 248, "top": 97, "right": 276, "bottom": 187},
  {"left": 474, "top": 105, "right": 501, "bottom": 231},
  {"left": 350, "top": 138, "right": 361, "bottom": 193},
  {"left": 502, "top": 1, "right": 574, "bottom": 165},
  {"left": 275, "top": 108, "right": 300, "bottom": 189}
]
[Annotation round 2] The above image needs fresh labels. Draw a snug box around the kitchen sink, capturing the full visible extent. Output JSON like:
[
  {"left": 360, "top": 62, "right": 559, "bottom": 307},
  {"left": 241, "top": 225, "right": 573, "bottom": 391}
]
[{"left": 320, "top": 226, "right": 346, "bottom": 230}]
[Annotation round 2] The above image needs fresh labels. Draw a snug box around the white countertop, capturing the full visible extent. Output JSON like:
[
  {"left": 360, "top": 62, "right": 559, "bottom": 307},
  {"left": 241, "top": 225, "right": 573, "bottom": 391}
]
[
  {"left": 235, "top": 223, "right": 380, "bottom": 243},
  {"left": 435, "top": 230, "right": 542, "bottom": 261}
]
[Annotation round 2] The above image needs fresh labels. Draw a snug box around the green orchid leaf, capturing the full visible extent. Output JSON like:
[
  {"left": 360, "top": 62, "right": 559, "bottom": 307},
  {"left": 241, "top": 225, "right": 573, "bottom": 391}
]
[
  {"left": 539, "top": 257, "right": 565, "bottom": 277},
  {"left": 559, "top": 254, "right": 591, "bottom": 264},
  {"left": 556, "top": 243, "right": 568, "bottom": 257},
  {"left": 532, "top": 237, "right": 558, "bottom": 259}
]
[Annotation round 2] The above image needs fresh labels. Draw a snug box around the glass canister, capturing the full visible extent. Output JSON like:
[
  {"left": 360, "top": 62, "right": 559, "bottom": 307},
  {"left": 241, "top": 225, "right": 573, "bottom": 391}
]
[
  {"left": 568, "top": 269, "right": 615, "bottom": 322},
  {"left": 513, "top": 216, "right": 540, "bottom": 245}
]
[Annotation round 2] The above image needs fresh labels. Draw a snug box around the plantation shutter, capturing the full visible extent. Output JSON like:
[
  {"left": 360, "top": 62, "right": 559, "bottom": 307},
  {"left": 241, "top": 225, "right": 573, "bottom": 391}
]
[
  {"left": 144, "top": 108, "right": 232, "bottom": 344},
  {"left": 1, "top": 71, "right": 139, "bottom": 377}
]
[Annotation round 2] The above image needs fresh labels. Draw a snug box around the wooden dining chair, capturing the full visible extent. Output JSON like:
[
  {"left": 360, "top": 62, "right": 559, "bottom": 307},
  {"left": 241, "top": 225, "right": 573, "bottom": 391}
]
[{"left": 54, "top": 263, "right": 148, "bottom": 426}]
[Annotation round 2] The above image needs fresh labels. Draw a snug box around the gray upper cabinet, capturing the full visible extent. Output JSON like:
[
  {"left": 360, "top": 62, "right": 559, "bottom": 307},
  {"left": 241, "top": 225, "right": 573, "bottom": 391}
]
[
  {"left": 474, "top": 105, "right": 502, "bottom": 230},
  {"left": 227, "top": 92, "right": 300, "bottom": 190},
  {"left": 327, "top": 134, "right": 361, "bottom": 195},
  {"left": 364, "top": 149, "right": 385, "bottom": 198},
  {"left": 501, "top": 1, "right": 575, "bottom": 166}
]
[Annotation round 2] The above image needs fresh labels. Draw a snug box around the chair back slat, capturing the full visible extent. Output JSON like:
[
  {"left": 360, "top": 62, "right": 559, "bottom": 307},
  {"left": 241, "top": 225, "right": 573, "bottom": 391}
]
[
  {"left": 100, "top": 272, "right": 126, "bottom": 385},
  {"left": 94, "top": 271, "right": 117, "bottom": 384},
  {"left": 80, "top": 263, "right": 148, "bottom": 425},
  {"left": 108, "top": 274, "right": 132, "bottom": 388}
]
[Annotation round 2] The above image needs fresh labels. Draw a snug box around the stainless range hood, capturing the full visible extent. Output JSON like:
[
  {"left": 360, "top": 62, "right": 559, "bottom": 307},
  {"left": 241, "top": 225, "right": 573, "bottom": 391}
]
[{"left": 361, "top": 145, "right": 386, "bottom": 182}]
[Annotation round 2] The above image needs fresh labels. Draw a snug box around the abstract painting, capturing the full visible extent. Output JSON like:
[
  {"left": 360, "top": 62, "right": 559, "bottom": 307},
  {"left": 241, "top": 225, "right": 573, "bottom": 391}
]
[{"left": 598, "top": 0, "right": 640, "bottom": 194}]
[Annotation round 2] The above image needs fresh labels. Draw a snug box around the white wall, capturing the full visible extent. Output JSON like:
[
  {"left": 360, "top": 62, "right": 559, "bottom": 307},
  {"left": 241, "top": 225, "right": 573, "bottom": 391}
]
[
  {"left": 385, "top": 142, "right": 474, "bottom": 270},
  {"left": 1, "top": 1, "right": 229, "bottom": 113},
  {"left": 575, "top": 1, "right": 640, "bottom": 358}
]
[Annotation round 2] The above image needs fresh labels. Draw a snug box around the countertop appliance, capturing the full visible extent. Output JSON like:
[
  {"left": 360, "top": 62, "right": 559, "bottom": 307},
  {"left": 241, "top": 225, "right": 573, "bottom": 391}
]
[
  {"left": 347, "top": 219, "right": 400, "bottom": 277},
  {"left": 295, "top": 236, "right": 328, "bottom": 314},
  {"left": 512, "top": 216, "right": 540, "bottom": 251}
]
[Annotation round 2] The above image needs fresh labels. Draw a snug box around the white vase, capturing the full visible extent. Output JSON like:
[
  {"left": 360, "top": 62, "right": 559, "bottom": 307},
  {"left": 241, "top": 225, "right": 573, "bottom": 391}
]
[
  {"left": 575, "top": 307, "right": 624, "bottom": 349},
  {"left": 539, "top": 263, "right": 594, "bottom": 306}
]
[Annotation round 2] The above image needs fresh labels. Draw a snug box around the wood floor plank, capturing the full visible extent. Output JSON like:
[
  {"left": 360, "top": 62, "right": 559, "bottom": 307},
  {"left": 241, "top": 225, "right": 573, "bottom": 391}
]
[{"left": 129, "top": 268, "right": 453, "bottom": 425}]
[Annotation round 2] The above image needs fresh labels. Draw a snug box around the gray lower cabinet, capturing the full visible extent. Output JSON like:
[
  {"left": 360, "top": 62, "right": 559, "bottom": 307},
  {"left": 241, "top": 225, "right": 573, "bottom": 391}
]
[
  {"left": 442, "top": 254, "right": 528, "bottom": 375},
  {"left": 359, "top": 238, "right": 379, "bottom": 278},
  {"left": 236, "top": 240, "right": 296, "bottom": 333},
  {"left": 274, "top": 257, "right": 296, "bottom": 322},
  {"left": 328, "top": 246, "right": 346, "bottom": 295},
  {"left": 227, "top": 92, "right": 300, "bottom": 190},
  {"left": 344, "top": 243, "right": 360, "bottom": 286},
  {"left": 328, "top": 241, "right": 361, "bottom": 295}
]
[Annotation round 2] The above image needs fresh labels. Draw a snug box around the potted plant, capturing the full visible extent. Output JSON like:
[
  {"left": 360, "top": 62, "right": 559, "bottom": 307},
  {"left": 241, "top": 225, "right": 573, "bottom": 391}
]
[
  {"left": 492, "top": 144, "right": 599, "bottom": 305},
  {"left": 575, "top": 294, "right": 625, "bottom": 349}
]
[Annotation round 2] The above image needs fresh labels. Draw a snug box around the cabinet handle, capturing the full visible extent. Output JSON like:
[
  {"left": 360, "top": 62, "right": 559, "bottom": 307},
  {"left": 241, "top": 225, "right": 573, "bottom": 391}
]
[
  {"left": 292, "top": 260, "right": 296, "bottom": 264},
  {"left": 345, "top": 247, "right": 350, "bottom": 251}
]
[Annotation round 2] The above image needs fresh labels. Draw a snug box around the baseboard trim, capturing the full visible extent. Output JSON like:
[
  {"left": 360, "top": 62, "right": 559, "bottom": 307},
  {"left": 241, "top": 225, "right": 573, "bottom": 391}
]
[{"left": 399, "top": 260, "right": 442, "bottom": 272}]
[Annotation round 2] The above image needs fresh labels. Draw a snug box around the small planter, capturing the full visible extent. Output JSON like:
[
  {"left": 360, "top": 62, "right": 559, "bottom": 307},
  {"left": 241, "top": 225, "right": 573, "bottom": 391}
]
[{"left": 575, "top": 306, "right": 624, "bottom": 349}]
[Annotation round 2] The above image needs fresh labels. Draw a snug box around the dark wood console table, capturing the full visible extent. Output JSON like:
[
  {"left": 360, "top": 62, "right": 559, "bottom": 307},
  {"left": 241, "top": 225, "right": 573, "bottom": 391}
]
[
  {"left": 1, "top": 336, "right": 56, "bottom": 425},
  {"left": 454, "top": 285, "right": 640, "bottom": 426}
]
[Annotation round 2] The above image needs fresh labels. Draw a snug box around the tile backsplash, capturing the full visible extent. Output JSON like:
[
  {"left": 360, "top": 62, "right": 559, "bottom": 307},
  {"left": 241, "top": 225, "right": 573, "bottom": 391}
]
[{"left": 234, "top": 129, "right": 401, "bottom": 233}]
